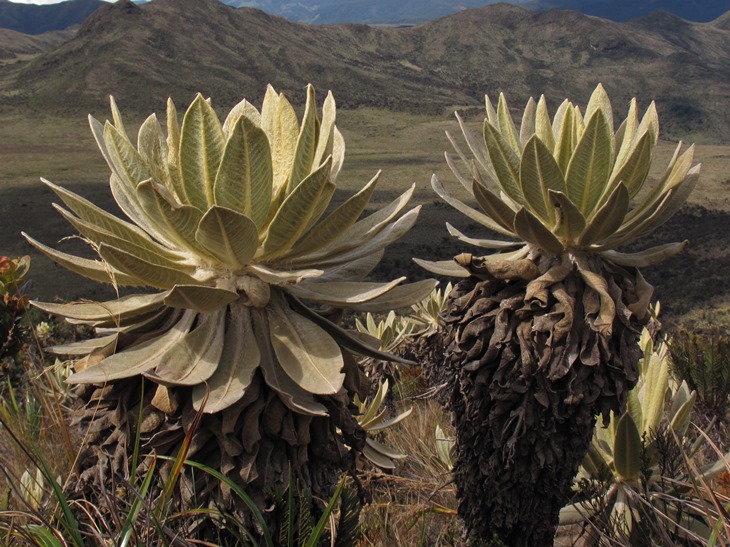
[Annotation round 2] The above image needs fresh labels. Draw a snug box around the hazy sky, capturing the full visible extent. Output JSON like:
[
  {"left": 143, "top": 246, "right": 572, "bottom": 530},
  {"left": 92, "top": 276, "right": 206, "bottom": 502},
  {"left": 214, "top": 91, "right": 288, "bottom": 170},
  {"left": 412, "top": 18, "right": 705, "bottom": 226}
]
[{"left": 7, "top": 0, "right": 115, "bottom": 3}]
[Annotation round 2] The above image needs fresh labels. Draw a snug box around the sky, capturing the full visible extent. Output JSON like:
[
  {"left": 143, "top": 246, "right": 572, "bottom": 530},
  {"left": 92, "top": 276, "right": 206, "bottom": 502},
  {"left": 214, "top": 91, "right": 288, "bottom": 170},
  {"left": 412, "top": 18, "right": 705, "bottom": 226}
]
[{"left": 6, "top": 0, "right": 115, "bottom": 3}]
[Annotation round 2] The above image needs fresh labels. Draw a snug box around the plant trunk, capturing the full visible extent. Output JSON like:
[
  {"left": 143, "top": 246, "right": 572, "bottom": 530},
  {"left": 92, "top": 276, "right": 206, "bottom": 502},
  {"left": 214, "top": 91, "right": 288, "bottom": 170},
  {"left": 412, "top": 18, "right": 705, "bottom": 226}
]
[
  {"left": 426, "top": 254, "right": 649, "bottom": 545},
  {"left": 68, "top": 354, "right": 368, "bottom": 542}
]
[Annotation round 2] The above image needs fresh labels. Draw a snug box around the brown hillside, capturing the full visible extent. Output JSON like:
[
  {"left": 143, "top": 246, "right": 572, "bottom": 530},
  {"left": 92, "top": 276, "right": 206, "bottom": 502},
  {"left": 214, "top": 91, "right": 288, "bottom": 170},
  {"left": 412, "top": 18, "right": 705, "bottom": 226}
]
[
  {"left": 0, "top": 0, "right": 727, "bottom": 141},
  {"left": 0, "top": 27, "right": 74, "bottom": 62}
]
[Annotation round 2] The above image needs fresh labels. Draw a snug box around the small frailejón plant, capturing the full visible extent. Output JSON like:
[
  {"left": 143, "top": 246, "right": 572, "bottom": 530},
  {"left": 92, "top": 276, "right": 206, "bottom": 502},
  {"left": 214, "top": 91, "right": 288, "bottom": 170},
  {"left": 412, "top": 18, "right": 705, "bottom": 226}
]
[
  {"left": 420, "top": 84, "right": 699, "bottom": 545},
  {"left": 562, "top": 319, "right": 730, "bottom": 544},
  {"left": 25, "top": 85, "right": 435, "bottom": 531}
]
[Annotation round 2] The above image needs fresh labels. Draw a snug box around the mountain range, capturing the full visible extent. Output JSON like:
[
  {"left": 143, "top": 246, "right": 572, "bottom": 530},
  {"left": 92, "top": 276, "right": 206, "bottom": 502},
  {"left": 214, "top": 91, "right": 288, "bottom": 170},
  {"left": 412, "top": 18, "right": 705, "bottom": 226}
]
[
  {"left": 0, "top": 0, "right": 728, "bottom": 34},
  {"left": 225, "top": 0, "right": 730, "bottom": 24},
  {"left": 0, "top": 0, "right": 104, "bottom": 34},
  {"left": 0, "top": 0, "right": 727, "bottom": 143}
]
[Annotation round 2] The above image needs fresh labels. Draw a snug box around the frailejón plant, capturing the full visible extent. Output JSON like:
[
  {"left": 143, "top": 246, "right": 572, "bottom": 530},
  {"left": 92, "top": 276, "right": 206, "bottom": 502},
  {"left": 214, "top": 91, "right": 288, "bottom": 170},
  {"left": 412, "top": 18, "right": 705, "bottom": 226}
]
[
  {"left": 561, "top": 324, "right": 730, "bottom": 543},
  {"left": 421, "top": 84, "right": 699, "bottom": 545},
  {"left": 25, "top": 84, "right": 436, "bottom": 533}
]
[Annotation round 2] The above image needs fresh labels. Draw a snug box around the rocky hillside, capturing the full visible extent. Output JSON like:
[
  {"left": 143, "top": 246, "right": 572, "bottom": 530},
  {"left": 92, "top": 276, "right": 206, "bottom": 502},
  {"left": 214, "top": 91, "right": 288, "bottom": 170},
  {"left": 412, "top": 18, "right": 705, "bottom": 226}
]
[{"left": 0, "top": 0, "right": 728, "bottom": 141}]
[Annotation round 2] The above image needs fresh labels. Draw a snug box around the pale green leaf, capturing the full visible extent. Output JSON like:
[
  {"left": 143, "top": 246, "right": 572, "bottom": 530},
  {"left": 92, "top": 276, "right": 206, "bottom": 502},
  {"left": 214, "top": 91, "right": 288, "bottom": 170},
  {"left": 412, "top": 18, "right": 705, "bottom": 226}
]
[
  {"left": 261, "top": 87, "right": 299, "bottom": 195},
  {"left": 497, "top": 92, "right": 520, "bottom": 152},
  {"left": 613, "top": 412, "right": 642, "bottom": 481},
  {"left": 103, "top": 307, "right": 173, "bottom": 334},
  {"left": 47, "top": 334, "right": 119, "bottom": 356},
  {"left": 251, "top": 306, "right": 328, "bottom": 415},
  {"left": 623, "top": 142, "right": 686, "bottom": 224},
  {"left": 471, "top": 179, "right": 518, "bottom": 234},
  {"left": 192, "top": 303, "right": 260, "bottom": 412},
  {"left": 444, "top": 147, "right": 479, "bottom": 194},
  {"left": 67, "top": 310, "right": 196, "bottom": 384},
  {"left": 31, "top": 292, "right": 167, "bottom": 324},
  {"left": 513, "top": 208, "right": 564, "bottom": 254},
  {"left": 565, "top": 111, "right": 613, "bottom": 215},
  {"left": 553, "top": 104, "right": 575, "bottom": 174},
  {"left": 484, "top": 121, "right": 525, "bottom": 205},
  {"left": 578, "top": 182, "right": 629, "bottom": 246},
  {"left": 165, "top": 98, "right": 186, "bottom": 202},
  {"left": 287, "top": 278, "right": 405, "bottom": 307},
  {"left": 289, "top": 206, "right": 420, "bottom": 269},
  {"left": 164, "top": 285, "right": 240, "bottom": 313},
  {"left": 99, "top": 243, "right": 197, "bottom": 290},
  {"left": 314, "top": 90, "right": 336, "bottom": 166},
  {"left": 535, "top": 95, "right": 554, "bottom": 152},
  {"left": 109, "top": 96, "right": 126, "bottom": 134},
  {"left": 195, "top": 206, "right": 259, "bottom": 268},
  {"left": 134, "top": 180, "right": 200, "bottom": 249},
  {"left": 519, "top": 97, "right": 536, "bottom": 145},
  {"left": 331, "top": 126, "right": 345, "bottom": 182},
  {"left": 268, "top": 296, "right": 344, "bottom": 395},
  {"left": 365, "top": 437, "right": 406, "bottom": 461},
  {"left": 148, "top": 189, "right": 209, "bottom": 255},
  {"left": 484, "top": 94, "right": 498, "bottom": 126},
  {"left": 287, "top": 295, "right": 416, "bottom": 365},
  {"left": 584, "top": 83, "right": 614, "bottom": 136},
  {"left": 108, "top": 173, "right": 160, "bottom": 239},
  {"left": 445, "top": 223, "right": 521, "bottom": 249},
  {"left": 431, "top": 175, "right": 513, "bottom": 236},
  {"left": 613, "top": 99, "right": 638, "bottom": 172},
  {"left": 222, "top": 98, "right": 261, "bottom": 135},
  {"left": 317, "top": 250, "right": 383, "bottom": 281},
  {"left": 669, "top": 381, "right": 692, "bottom": 418},
  {"left": 609, "top": 131, "right": 652, "bottom": 199},
  {"left": 548, "top": 190, "right": 586, "bottom": 244},
  {"left": 633, "top": 163, "right": 699, "bottom": 235},
  {"left": 23, "top": 233, "right": 141, "bottom": 286},
  {"left": 51, "top": 203, "right": 186, "bottom": 270},
  {"left": 302, "top": 180, "right": 336, "bottom": 233},
  {"left": 151, "top": 309, "right": 225, "bottom": 386},
  {"left": 103, "top": 122, "right": 150, "bottom": 187},
  {"left": 454, "top": 112, "right": 493, "bottom": 179},
  {"left": 347, "top": 279, "right": 440, "bottom": 313},
  {"left": 601, "top": 241, "right": 688, "bottom": 268},
  {"left": 520, "top": 135, "right": 566, "bottom": 222},
  {"left": 137, "top": 113, "right": 168, "bottom": 185},
  {"left": 288, "top": 171, "right": 379, "bottom": 258},
  {"left": 262, "top": 158, "right": 331, "bottom": 258},
  {"left": 636, "top": 101, "right": 659, "bottom": 148},
  {"left": 606, "top": 165, "right": 699, "bottom": 248},
  {"left": 89, "top": 115, "right": 114, "bottom": 174},
  {"left": 669, "top": 390, "right": 697, "bottom": 437},
  {"left": 412, "top": 258, "right": 470, "bottom": 278},
  {"left": 640, "top": 352, "right": 669, "bottom": 434},
  {"left": 362, "top": 441, "right": 396, "bottom": 469},
  {"left": 287, "top": 84, "right": 319, "bottom": 193},
  {"left": 180, "top": 94, "right": 225, "bottom": 209},
  {"left": 246, "top": 263, "right": 323, "bottom": 285},
  {"left": 214, "top": 115, "right": 273, "bottom": 229}
]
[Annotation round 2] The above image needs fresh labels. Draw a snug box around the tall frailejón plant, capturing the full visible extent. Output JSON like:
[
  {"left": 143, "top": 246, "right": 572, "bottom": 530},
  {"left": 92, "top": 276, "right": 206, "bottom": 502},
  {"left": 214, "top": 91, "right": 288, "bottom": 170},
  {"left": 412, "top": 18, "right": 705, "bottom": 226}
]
[
  {"left": 25, "top": 85, "right": 435, "bottom": 529},
  {"left": 419, "top": 84, "right": 699, "bottom": 545}
]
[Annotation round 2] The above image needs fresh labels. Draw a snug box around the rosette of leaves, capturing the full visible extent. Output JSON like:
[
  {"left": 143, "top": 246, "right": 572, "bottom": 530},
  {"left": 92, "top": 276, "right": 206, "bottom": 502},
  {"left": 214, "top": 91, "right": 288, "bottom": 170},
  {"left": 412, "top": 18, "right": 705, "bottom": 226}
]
[
  {"left": 562, "top": 325, "right": 730, "bottom": 543},
  {"left": 420, "top": 84, "right": 698, "bottom": 545},
  {"left": 25, "top": 85, "right": 435, "bottom": 532},
  {"left": 354, "top": 379, "right": 411, "bottom": 470}
]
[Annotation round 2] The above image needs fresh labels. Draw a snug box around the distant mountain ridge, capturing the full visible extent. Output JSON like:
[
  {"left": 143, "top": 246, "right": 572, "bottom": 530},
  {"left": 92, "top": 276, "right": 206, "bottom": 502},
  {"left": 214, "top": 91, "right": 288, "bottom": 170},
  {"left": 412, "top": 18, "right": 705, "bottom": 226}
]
[
  {"left": 0, "top": 0, "right": 727, "bottom": 143},
  {"left": 222, "top": 0, "right": 730, "bottom": 24},
  {"left": 0, "top": 0, "right": 105, "bottom": 34},
  {"left": 0, "top": 0, "right": 728, "bottom": 35}
]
